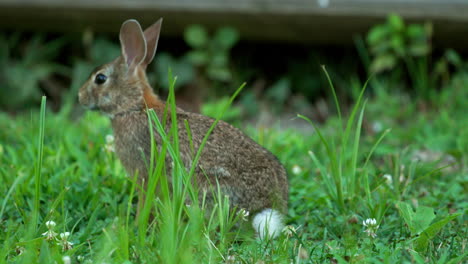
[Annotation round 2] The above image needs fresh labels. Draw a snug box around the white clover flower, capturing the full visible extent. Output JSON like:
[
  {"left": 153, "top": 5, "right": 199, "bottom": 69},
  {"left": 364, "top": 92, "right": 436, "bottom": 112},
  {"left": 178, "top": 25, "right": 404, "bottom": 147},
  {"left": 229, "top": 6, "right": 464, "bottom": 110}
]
[
  {"left": 282, "top": 225, "right": 297, "bottom": 237},
  {"left": 105, "top": 134, "right": 114, "bottom": 144},
  {"left": 77, "top": 255, "right": 85, "bottom": 262},
  {"left": 60, "top": 232, "right": 70, "bottom": 240},
  {"left": 45, "top": 220, "right": 56, "bottom": 228},
  {"left": 62, "top": 256, "right": 71, "bottom": 264},
  {"left": 382, "top": 174, "right": 393, "bottom": 186},
  {"left": 362, "top": 218, "right": 379, "bottom": 238},
  {"left": 237, "top": 208, "right": 250, "bottom": 221},
  {"left": 42, "top": 220, "right": 58, "bottom": 241},
  {"left": 58, "top": 232, "right": 74, "bottom": 251},
  {"left": 104, "top": 144, "right": 115, "bottom": 152},
  {"left": 42, "top": 229, "right": 58, "bottom": 241},
  {"left": 104, "top": 134, "right": 115, "bottom": 152},
  {"left": 399, "top": 165, "right": 406, "bottom": 183},
  {"left": 226, "top": 255, "right": 236, "bottom": 263},
  {"left": 372, "top": 121, "right": 383, "bottom": 133},
  {"left": 362, "top": 218, "right": 376, "bottom": 227},
  {"left": 292, "top": 165, "right": 302, "bottom": 175}
]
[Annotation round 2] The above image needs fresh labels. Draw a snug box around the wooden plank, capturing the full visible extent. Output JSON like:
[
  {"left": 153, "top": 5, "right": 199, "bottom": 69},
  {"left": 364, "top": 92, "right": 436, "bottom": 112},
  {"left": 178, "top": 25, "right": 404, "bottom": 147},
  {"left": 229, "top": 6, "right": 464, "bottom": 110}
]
[{"left": 0, "top": 0, "right": 467, "bottom": 47}]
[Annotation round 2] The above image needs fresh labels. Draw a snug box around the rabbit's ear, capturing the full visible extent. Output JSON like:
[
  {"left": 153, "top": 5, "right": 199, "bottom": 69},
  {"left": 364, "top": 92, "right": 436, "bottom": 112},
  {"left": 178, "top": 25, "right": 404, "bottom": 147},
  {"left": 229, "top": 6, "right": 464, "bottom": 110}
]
[
  {"left": 143, "top": 18, "right": 163, "bottom": 67},
  {"left": 119, "top": 19, "right": 147, "bottom": 72}
]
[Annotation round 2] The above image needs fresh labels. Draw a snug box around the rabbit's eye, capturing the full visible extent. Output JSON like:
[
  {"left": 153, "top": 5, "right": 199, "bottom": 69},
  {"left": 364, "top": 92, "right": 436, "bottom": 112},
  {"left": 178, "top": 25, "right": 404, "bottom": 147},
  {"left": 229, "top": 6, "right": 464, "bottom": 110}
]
[{"left": 94, "top": 73, "right": 107, "bottom": 85}]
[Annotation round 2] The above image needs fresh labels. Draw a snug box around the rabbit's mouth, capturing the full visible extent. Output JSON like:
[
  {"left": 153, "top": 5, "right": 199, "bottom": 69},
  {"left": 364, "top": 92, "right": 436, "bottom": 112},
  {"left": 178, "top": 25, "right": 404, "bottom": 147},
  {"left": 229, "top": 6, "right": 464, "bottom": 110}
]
[
  {"left": 78, "top": 91, "right": 99, "bottom": 111},
  {"left": 79, "top": 99, "right": 99, "bottom": 111}
]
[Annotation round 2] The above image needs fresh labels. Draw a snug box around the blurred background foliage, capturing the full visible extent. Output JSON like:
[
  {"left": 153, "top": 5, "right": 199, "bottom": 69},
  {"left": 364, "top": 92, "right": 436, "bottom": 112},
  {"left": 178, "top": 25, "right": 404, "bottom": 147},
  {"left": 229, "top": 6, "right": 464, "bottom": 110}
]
[{"left": 0, "top": 14, "right": 466, "bottom": 121}]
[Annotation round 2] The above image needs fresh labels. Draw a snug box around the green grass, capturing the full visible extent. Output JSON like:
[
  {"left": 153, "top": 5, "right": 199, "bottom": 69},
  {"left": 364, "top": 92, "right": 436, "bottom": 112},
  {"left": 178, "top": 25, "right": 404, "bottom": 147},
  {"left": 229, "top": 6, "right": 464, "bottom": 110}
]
[{"left": 0, "top": 72, "right": 466, "bottom": 263}]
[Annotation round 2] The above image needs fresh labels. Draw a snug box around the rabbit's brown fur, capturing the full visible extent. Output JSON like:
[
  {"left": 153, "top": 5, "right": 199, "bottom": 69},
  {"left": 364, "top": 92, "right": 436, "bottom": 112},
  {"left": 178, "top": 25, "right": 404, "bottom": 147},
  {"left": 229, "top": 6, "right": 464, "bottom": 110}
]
[{"left": 79, "top": 19, "right": 288, "bottom": 215}]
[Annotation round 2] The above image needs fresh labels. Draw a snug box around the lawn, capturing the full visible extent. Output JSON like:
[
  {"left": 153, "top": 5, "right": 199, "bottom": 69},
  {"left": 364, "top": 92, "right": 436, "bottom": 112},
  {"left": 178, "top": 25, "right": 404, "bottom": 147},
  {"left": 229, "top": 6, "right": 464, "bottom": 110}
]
[
  {"left": 1, "top": 14, "right": 467, "bottom": 263},
  {"left": 0, "top": 69, "right": 466, "bottom": 263}
]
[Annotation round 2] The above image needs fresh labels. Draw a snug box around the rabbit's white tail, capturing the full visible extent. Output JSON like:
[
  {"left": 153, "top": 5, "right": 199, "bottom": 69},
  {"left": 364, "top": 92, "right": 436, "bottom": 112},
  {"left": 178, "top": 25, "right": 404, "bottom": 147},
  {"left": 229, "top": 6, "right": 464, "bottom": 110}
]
[{"left": 252, "top": 209, "right": 284, "bottom": 239}]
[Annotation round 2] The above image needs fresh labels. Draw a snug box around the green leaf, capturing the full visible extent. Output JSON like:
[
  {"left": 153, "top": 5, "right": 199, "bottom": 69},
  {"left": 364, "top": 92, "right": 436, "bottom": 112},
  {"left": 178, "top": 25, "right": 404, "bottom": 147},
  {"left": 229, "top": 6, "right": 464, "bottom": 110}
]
[
  {"left": 414, "top": 213, "right": 461, "bottom": 252},
  {"left": 184, "top": 25, "right": 208, "bottom": 48},
  {"left": 38, "top": 240, "right": 52, "bottom": 263},
  {"left": 186, "top": 50, "right": 209, "bottom": 66},
  {"left": 445, "top": 49, "right": 462, "bottom": 67},
  {"left": 213, "top": 27, "right": 239, "bottom": 49},
  {"left": 206, "top": 66, "right": 231, "bottom": 81},
  {"left": 396, "top": 201, "right": 414, "bottom": 231},
  {"left": 369, "top": 41, "right": 391, "bottom": 55},
  {"left": 396, "top": 202, "right": 436, "bottom": 236},
  {"left": 210, "top": 52, "right": 228, "bottom": 67},
  {"left": 390, "top": 35, "right": 405, "bottom": 56},
  {"left": 412, "top": 206, "right": 435, "bottom": 235},
  {"left": 406, "top": 24, "right": 426, "bottom": 39},
  {"left": 370, "top": 54, "right": 397, "bottom": 73},
  {"left": 367, "top": 25, "right": 389, "bottom": 45},
  {"left": 408, "top": 42, "right": 430, "bottom": 57},
  {"left": 388, "top": 14, "right": 405, "bottom": 32},
  {"left": 186, "top": 50, "right": 208, "bottom": 66}
]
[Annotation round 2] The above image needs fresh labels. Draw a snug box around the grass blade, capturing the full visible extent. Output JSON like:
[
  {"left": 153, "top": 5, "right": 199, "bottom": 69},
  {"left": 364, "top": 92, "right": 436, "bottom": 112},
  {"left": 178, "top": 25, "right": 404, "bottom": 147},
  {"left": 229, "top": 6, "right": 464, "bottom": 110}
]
[
  {"left": 350, "top": 99, "right": 367, "bottom": 194},
  {"left": 298, "top": 114, "right": 344, "bottom": 211},
  {"left": 0, "top": 172, "right": 27, "bottom": 221},
  {"left": 32, "top": 96, "right": 46, "bottom": 234},
  {"left": 321, "top": 65, "right": 342, "bottom": 125},
  {"left": 362, "top": 128, "right": 391, "bottom": 169}
]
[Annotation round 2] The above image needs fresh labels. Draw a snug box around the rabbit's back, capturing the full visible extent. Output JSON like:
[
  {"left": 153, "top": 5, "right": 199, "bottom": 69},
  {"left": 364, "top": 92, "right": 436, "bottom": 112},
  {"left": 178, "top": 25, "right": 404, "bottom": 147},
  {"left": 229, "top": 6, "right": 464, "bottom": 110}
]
[
  {"left": 111, "top": 109, "right": 288, "bottom": 213},
  {"left": 176, "top": 111, "right": 288, "bottom": 213}
]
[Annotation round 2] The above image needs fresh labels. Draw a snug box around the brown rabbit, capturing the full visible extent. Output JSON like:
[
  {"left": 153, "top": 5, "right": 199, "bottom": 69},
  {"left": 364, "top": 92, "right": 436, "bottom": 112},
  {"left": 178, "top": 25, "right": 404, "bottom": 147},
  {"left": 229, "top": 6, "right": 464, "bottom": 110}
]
[{"left": 78, "top": 19, "right": 288, "bottom": 238}]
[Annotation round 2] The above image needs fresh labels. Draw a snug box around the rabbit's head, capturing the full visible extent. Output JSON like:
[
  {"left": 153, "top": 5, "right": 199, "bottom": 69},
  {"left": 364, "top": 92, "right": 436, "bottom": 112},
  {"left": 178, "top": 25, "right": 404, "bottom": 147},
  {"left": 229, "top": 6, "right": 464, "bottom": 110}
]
[{"left": 79, "top": 19, "right": 162, "bottom": 117}]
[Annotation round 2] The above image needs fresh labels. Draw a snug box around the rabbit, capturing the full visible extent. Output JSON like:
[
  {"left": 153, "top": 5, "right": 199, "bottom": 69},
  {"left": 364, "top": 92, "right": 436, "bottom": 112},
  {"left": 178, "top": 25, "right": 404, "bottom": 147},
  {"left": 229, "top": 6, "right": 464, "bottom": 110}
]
[{"left": 78, "top": 19, "right": 288, "bottom": 238}]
